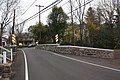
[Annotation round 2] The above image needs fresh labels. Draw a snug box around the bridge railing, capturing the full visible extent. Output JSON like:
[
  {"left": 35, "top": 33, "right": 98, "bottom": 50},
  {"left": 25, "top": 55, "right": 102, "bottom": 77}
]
[{"left": 0, "top": 46, "right": 13, "bottom": 64}]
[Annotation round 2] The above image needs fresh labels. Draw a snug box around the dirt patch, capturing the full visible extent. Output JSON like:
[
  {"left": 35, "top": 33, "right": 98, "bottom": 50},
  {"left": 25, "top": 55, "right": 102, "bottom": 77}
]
[
  {"left": 112, "top": 59, "right": 120, "bottom": 65},
  {"left": 114, "top": 50, "right": 120, "bottom": 59}
]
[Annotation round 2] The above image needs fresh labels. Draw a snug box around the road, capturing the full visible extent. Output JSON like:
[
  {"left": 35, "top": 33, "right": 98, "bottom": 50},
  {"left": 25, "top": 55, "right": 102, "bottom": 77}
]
[{"left": 21, "top": 48, "right": 120, "bottom": 80}]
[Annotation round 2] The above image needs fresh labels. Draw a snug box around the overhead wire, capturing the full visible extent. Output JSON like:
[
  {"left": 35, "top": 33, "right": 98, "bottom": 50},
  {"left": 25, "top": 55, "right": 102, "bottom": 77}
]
[
  {"left": 26, "top": 0, "right": 63, "bottom": 22},
  {"left": 61, "top": 0, "right": 69, "bottom": 7},
  {"left": 17, "top": 0, "right": 94, "bottom": 26},
  {"left": 17, "top": 0, "right": 63, "bottom": 26},
  {"left": 67, "top": 0, "right": 94, "bottom": 15},
  {"left": 17, "top": 0, "right": 37, "bottom": 19},
  {"left": 21, "top": 0, "right": 37, "bottom": 16},
  {"left": 65, "top": 0, "right": 79, "bottom": 15},
  {"left": 40, "top": 0, "right": 71, "bottom": 21}
]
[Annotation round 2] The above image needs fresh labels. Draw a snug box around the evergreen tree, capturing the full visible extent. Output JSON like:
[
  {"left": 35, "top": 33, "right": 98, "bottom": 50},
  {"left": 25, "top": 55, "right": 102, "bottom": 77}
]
[
  {"left": 85, "top": 7, "right": 99, "bottom": 47},
  {"left": 29, "top": 22, "right": 49, "bottom": 44},
  {"left": 47, "top": 6, "right": 68, "bottom": 43}
]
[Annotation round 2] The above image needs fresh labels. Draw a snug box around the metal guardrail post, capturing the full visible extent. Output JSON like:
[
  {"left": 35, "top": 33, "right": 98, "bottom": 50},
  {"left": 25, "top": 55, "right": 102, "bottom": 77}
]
[{"left": 3, "top": 51, "right": 7, "bottom": 64}]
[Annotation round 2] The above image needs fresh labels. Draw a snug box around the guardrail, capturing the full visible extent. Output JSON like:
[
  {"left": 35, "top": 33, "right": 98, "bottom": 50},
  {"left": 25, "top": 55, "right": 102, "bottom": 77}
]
[{"left": 0, "top": 46, "right": 13, "bottom": 64}]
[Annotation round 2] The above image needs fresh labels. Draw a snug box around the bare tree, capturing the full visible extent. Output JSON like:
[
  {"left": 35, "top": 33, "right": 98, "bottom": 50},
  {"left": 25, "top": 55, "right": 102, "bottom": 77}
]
[
  {"left": 0, "top": 0, "right": 20, "bottom": 45},
  {"left": 98, "top": 0, "right": 120, "bottom": 28},
  {"left": 16, "top": 21, "right": 25, "bottom": 45},
  {"left": 71, "top": 0, "right": 94, "bottom": 45},
  {"left": 98, "top": 0, "right": 120, "bottom": 48},
  {"left": 116, "top": 0, "right": 120, "bottom": 26}
]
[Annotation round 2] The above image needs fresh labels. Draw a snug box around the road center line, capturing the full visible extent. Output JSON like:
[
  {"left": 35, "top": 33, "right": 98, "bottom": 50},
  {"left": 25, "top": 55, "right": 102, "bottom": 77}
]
[
  {"left": 50, "top": 51, "right": 120, "bottom": 72},
  {"left": 21, "top": 50, "right": 29, "bottom": 80}
]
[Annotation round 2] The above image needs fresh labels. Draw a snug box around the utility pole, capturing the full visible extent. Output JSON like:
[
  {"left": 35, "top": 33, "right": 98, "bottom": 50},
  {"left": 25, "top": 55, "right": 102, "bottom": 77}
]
[
  {"left": 11, "top": 9, "right": 16, "bottom": 45},
  {"left": 78, "top": 0, "right": 83, "bottom": 46},
  {"left": 69, "top": 0, "right": 75, "bottom": 45},
  {"left": 12, "top": 9, "right": 15, "bottom": 34},
  {"left": 35, "top": 5, "right": 44, "bottom": 23},
  {"left": 35, "top": 5, "right": 44, "bottom": 43}
]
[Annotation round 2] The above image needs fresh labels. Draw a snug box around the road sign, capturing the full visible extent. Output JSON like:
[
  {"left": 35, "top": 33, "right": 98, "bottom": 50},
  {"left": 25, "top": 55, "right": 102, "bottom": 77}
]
[
  {"left": 55, "top": 34, "right": 58, "bottom": 43},
  {"left": 12, "top": 34, "right": 16, "bottom": 43}
]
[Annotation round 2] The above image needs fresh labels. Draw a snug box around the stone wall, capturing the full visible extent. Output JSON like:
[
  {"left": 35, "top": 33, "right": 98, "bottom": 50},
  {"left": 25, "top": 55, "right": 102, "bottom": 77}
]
[
  {"left": 36, "top": 44, "right": 116, "bottom": 59},
  {"left": 0, "top": 63, "right": 12, "bottom": 79},
  {"left": 36, "top": 44, "right": 59, "bottom": 51}
]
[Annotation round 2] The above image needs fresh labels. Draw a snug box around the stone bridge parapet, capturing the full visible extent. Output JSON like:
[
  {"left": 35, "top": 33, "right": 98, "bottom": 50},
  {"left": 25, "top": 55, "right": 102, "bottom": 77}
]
[{"left": 36, "top": 44, "right": 120, "bottom": 59}]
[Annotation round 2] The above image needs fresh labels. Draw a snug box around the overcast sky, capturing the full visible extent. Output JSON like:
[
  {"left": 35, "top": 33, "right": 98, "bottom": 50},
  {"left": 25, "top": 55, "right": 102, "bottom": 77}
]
[{"left": 19, "top": 0, "right": 98, "bottom": 32}]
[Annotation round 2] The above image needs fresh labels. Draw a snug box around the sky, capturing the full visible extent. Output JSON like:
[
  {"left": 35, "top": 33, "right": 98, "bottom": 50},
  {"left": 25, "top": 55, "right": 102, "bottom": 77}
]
[{"left": 19, "top": 0, "right": 98, "bottom": 32}]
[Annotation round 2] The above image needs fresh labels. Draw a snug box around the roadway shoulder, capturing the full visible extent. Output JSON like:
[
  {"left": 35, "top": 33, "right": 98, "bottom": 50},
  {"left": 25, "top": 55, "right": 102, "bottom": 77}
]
[{"left": 11, "top": 50, "right": 25, "bottom": 80}]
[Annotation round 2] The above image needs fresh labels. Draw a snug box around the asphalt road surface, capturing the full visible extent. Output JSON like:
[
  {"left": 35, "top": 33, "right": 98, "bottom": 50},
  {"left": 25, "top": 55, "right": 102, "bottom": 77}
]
[{"left": 19, "top": 48, "right": 120, "bottom": 80}]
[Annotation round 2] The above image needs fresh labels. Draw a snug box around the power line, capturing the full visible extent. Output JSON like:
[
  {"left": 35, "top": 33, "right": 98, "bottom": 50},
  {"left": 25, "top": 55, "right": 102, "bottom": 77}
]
[
  {"left": 31, "top": 0, "right": 70, "bottom": 21},
  {"left": 28, "top": 0, "right": 63, "bottom": 21},
  {"left": 65, "top": 0, "right": 80, "bottom": 15},
  {"left": 17, "top": 0, "right": 63, "bottom": 26},
  {"left": 61, "top": 0, "right": 69, "bottom": 7},
  {"left": 67, "top": 0, "right": 94, "bottom": 15},
  {"left": 18, "top": 0, "right": 37, "bottom": 18},
  {"left": 26, "top": 0, "right": 63, "bottom": 22}
]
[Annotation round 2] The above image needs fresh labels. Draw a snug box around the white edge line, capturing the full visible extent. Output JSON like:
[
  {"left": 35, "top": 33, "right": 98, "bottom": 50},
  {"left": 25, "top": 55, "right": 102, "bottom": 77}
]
[
  {"left": 21, "top": 50, "right": 29, "bottom": 80},
  {"left": 50, "top": 51, "right": 120, "bottom": 72}
]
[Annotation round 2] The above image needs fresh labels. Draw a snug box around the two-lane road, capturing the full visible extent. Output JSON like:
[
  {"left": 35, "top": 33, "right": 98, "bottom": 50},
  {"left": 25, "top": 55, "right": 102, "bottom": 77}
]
[{"left": 22, "top": 48, "right": 120, "bottom": 80}]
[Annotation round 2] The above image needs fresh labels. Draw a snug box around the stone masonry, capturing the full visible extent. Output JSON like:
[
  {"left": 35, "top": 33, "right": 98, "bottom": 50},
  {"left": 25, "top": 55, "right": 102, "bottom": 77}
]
[{"left": 36, "top": 44, "right": 120, "bottom": 59}]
